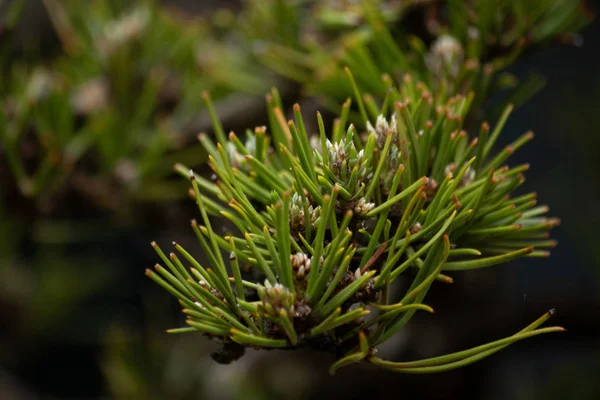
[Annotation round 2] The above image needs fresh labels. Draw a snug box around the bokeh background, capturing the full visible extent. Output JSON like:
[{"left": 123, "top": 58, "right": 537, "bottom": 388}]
[{"left": 1, "top": 1, "right": 599, "bottom": 399}]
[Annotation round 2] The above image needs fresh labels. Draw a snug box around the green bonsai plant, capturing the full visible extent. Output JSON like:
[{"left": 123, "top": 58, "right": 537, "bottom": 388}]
[{"left": 146, "top": 67, "right": 561, "bottom": 373}]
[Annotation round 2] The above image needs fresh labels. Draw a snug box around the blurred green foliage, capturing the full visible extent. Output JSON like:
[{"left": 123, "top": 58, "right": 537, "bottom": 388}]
[
  {"left": 0, "top": 0, "right": 278, "bottom": 209},
  {"left": 0, "top": 0, "right": 591, "bottom": 208},
  {"left": 250, "top": 0, "right": 591, "bottom": 116}
]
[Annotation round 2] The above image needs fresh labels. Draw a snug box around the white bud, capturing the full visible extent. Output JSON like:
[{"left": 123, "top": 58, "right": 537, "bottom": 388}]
[{"left": 354, "top": 197, "right": 376, "bottom": 216}]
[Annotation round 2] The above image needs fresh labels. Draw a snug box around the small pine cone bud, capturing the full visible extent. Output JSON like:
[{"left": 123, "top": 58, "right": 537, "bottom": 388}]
[
  {"left": 323, "top": 138, "right": 372, "bottom": 197},
  {"left": 290, "top": 207, "right": 304, "bottom": 231},
  {"left": 424, "top": 178, "right": 438, "bottom": 201},
  {"left": 354, "top": 268, "right": 362, "bottom": 279},
  {"left": 195, "top": 301, "right": 206, "bottom": 309},
  {"left": 291, "top": 252, "right": 310, "bottom": 269},
  {"left": 354, "top": 197, "right": 375, "bottom": 216},
  {"left": 290, "top": 192, "right": 320, "bottom": 231},
  {"left": 386, "top": 146, "right": 402, "bottom": 179},
  {"left": 410, "top": 222, "right": 422, "bottom": 234},
  {"left": 327, "top": 139, "right": 346, "bottom": 176},
  {"left": 297, "top": 265, "right": 306, "bottom": 280},
  {"left": 258, "top": 282, "right": 295, "bottom": 317},
  {"left": 368, "top": 114, "right": 398, "bottom": 148},
  {"left": 310, "top": 205, "right": 321, "bottom": 226}
]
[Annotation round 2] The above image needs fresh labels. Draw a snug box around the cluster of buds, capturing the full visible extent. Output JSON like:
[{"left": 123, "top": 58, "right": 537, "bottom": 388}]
[
  {"left": 410, "top": 222, "right": 423, "bottom": 234},
  {"left": 149, "top": 78, "right": 563, "bottom": 373},
  {"left": 324, "top": 138, "right": 372, "bottom": 195},
  {"left": 353, "top": 197, "right": 375, "bottom": 217},
  {"left": 386, "top": 145, "right": 402, "bottom": 179},
  {"left": 257, "top": 280, "right": 295, "bottom": 319},
  {"left": 290, "top": 191, "right": 321, "bottom": 231},
  {"left": 290, "top": 252, "right": 312, "bottom": 281},
  {"left": 368, "top": 114, "right": 399, "bottom": 149},
  {"left": 423, "top": 177, "right": 438, "bottom": 202},
  {"left": 425, "top": 34, "right": 464, "bottom": 80},
  {"left": 367, "top": 114, "right": 404, "bottom": 188}
]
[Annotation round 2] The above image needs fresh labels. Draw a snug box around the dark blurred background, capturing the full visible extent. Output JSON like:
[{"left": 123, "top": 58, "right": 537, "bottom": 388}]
[{"left": 1, "top": 1, "right": 599, "bottom": 399}]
